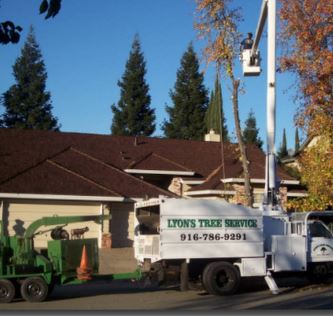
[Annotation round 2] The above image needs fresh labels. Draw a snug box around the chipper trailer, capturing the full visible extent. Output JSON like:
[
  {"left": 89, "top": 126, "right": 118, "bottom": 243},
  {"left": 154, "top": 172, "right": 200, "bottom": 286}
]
[
  {"left": 0, "top": 214, "right": 141, "bottom": 303},
  {"left": 134, "top": 197, "right": 333, "bottom": 296}
]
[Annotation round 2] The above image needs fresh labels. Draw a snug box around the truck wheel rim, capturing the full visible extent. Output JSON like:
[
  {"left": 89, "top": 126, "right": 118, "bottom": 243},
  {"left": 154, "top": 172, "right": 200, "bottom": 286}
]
[
  {"left": 216, "top": 271, "right": 232, "bottom": 287},
  {"left": 0, "top": 286, "right": 9, "bottom": 299},
  {"left": 27, "top": 283, "right": 42, "bottom": 297}
]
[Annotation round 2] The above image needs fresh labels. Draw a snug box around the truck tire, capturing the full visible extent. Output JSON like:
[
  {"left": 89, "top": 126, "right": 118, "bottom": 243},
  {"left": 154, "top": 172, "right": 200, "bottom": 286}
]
[
  {"left": 308, "top": 263, "right": 329, "bottom": 284},
  {"left": 0, "top": 279, "right": 15, "bottom": 303},
  {"left": 20, "top": 277, "right": 48, "bottom": 302},
  {"left": 202, "top": 262, "right": 240, "bottom": 296}
]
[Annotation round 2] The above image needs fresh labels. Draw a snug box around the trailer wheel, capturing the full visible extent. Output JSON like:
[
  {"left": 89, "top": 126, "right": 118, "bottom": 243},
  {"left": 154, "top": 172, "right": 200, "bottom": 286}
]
[
  {"left": 0, "top": 279, "right": 16, "bottom": 303},
  {"left": 20, "top": 277, "right": 48, "bottom": 302},
  {"left": 202, "top": 262, "right": 240, "bottom": 296}
]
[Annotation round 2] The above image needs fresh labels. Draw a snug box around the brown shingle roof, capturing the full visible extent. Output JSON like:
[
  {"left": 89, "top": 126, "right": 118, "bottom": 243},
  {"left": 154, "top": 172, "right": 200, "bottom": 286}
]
[
  {"left": 0, "top": 160, "right": 118, "bottom": 196},
  {"left": 0, "top": 128, "right": 297, "bottom": 198}
]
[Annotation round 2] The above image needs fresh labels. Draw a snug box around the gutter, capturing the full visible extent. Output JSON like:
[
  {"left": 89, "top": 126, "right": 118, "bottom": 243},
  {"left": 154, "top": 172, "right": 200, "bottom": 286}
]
[
  {"left": 185, "top": 190, "right": 236, "bottom": 196},
  {"left": 221, "top": 178, "right": 300, "bottom": 185},
  {"left": 0, "top": 193, "right": 126, "bottom": 202},
  {"left": 124, "top": 169, "right": 195, "bottom": 176}
]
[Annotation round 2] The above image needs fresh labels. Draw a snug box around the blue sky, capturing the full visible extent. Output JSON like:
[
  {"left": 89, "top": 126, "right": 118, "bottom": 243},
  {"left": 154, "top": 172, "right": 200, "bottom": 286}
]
[{"left": 0, "top": 0, "right": 301, "bottom": 151}]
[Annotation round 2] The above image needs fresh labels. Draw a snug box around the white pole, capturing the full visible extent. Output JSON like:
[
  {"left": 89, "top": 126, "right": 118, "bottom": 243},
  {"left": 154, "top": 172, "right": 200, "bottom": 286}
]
[{"left": 265, "top": 0, "right": 277, "bottom": 208}]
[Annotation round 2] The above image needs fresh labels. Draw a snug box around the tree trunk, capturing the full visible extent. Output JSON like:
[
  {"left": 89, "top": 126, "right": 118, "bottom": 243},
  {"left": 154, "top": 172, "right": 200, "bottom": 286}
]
[{"left": 231, "top": 78, "right": 253, "bottom": 207}]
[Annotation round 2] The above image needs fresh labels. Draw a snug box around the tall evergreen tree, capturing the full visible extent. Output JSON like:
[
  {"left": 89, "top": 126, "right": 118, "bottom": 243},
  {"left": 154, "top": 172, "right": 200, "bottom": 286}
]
[
  {"left": 111, "top": 34, "right": 155, "bottom": 136},
  {"left": 1, "top": 27, "right": 59, "bottom": 130},
  {"left": 162, "top": 43, "right": 208, "bottom": 140},
  {"left": 295, "top": 128, "right": 300, "bottom": 153},
  {"left": 278, "top": 128, "right": 289, "bottom": 159},
  {"left": 206, "top": 90, "right": 214, "bottom": 130},
  {"left": 205, "top": 74, "right": 229, "bottom": 141},
  {"left": 242, "top": 110, "right": 263, "bottom": 149}
]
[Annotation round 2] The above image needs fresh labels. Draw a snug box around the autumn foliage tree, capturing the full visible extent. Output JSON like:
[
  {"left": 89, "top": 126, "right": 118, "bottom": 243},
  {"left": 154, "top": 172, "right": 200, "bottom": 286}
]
[
  {"left": 286, "top": 116, "right": 333, "bottom": 212},
  {"left": 279, "top": 0, "right": 333, "bottom": 135},
  {"left": 195, "top": 0, "right": 253, "bottom": 206},
  {"left": 280, "top": 0, "right": 333, "bottom": 211}
]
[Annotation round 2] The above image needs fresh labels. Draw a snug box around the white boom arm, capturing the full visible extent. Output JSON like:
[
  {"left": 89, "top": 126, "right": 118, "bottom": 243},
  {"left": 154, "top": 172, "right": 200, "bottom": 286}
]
[{"left": 243, "top": 0, "right": 280, "bottom": 213}]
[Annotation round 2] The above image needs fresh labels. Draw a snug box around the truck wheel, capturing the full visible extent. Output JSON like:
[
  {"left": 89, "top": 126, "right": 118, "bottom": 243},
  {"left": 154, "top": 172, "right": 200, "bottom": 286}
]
[
  {"left": 20, "top": 277, "right": 48, "bottom": 302},
  {"left": 0, "top": 279, "right": 15, "bottom": 303},
  {"left": 309, "top": 263, "right": 329, "bottom": 284},
  {"left": 202, "top": 262, "right": 240, "bottom": 296}
]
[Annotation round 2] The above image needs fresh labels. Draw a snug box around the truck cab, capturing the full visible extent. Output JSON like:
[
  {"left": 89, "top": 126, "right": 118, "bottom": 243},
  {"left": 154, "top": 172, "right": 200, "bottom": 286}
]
[{"left": 307, "top": 218, "right": 333, "bottom": 272}]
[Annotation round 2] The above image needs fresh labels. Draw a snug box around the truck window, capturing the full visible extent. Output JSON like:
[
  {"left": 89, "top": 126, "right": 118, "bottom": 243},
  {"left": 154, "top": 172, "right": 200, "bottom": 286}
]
[
  {"left": 136, "top": 205, "right": 160, "bottom": 235},
  {"left": 291, "top": 222, "right": 303, "bottom": 235},
  {"left": 309, "top": 221, "right": 332, "bottom": 238}
]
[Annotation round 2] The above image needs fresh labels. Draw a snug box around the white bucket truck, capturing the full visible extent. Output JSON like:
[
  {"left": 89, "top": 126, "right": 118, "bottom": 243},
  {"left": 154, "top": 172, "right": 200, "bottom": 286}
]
[
  {"left": 134, "top": 0, "right": 333, "bottom": 296},
  {"left": 134, "top": 197, "right": 333, "bottom": 295}
]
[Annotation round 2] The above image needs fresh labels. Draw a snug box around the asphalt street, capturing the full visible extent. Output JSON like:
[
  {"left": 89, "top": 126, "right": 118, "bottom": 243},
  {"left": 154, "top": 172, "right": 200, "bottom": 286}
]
[{"left": 1, "top": 277, "right": 333, "bottom": 311}]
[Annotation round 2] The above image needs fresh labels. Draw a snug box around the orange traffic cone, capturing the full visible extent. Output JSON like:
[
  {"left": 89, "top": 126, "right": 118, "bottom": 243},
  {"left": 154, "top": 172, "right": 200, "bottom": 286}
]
[{"left": 76, "top": 244, "right": 92, "bottom": 280}]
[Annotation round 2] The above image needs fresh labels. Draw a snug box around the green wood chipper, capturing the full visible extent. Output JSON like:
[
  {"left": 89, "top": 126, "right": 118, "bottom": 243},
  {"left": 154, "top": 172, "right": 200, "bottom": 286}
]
[{"left": 0, "top": 214, "right": 141, "bottom": 303}]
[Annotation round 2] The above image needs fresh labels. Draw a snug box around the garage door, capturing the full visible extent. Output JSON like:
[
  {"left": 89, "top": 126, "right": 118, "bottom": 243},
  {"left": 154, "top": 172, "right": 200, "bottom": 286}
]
[
  {"left": 4, "top": 199, "right": 101, "bottom": 248},
  {"left": 109, "top": 202, "right": 134, "bottom": 248}
]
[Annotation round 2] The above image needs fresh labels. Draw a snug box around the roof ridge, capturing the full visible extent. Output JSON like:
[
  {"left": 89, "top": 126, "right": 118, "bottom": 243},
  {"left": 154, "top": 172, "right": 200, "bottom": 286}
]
[
  {"left": 68, "top": 147, "right": 175, "bottom": 197},
  {"left": 150, "top": 153, "right": 194, "bottom": 172},
  {"left": 0, "top": 146, "right": 72, "bottom": 186},
  {"left": 205, "top": 164, "right": 224, "bottom": 182},
  {"left": 128, "top": 151, "right": 193, "bottom": 172},
  {"left": 127, "top": 151, "right": 153, "bottom": 168},
  {"left": 47, "top": 160, "right": 121, "bottom": 196},
  {"left": 69, "top": 147, "right": 121, "bottom": 169}
]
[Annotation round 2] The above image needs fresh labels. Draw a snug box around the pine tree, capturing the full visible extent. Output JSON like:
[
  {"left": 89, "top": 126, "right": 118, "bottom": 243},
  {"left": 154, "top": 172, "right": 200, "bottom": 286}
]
[
  {"left": 1, "top": 27, "right": 59, "bottom": 130},
  {"left": 242, "top": 110, "right": 263, "bottom": 149},
  {"left": 162, "top": 43, "right": 208, "bottom": 140},
  {"left": 278, "top": 128, "right": 289, "bottom": 159},
  {"left": 111, "top": 34, "right": 155, "bottom": 136},
  {"left": 295, "top": 128, "right": 300, "bottom": 153},
  {"left": 205, "top": 90, "right": 214, "bottom": 131},
  {"left": 205, "top": 74, "right": 229, "bottom": 141}
]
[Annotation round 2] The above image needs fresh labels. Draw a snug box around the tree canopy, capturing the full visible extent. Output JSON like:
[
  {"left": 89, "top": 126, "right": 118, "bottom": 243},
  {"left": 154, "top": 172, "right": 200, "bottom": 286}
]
[
  {"left": 0, "top": 27, "right": 60, "bottom": 130},
  {"left": 280, "top": 0, "right": 333, "bottom": 211},
  {"left": 295, "top": 128, "right": 300, "bottom": 153},
  {"left": 279, "top": 0, "right": 333, "bottom": 135},
  {"left": 195, "top": 0, "right": 253, "bottom": 206},
  {"left": 277, "top": 128, "right": 288, "bottom": 160},
  {"left": 205, "top": 74, "right": 229, "bottom": 141},
  {"left": 111, "top": 35, "right": 155, "bottom": 136},
  {"left": 242, "top": 110, "right": 263, "bottom": 149},
  {"left": 162, "top": 43, "right": 208, "bottom": 140}
]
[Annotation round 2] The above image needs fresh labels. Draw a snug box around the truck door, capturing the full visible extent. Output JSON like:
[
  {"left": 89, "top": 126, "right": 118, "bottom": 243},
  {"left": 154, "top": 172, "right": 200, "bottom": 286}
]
[{"left": 308, "top": 220, "right": 333, "bottom": 263}]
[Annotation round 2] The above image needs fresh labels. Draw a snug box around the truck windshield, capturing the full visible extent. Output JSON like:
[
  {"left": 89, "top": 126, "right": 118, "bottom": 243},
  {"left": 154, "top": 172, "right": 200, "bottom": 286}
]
[{"left": 309, "top": 221, "right": 333, "bottom": 238}]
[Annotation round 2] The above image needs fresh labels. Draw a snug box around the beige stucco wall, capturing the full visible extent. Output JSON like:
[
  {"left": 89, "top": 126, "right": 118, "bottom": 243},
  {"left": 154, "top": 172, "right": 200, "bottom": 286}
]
[
  {"left": 3, "top": 199, "right": 101, "bottom": 248},
  {"left": 108, "top": 202, "right": 134, "bottom": 248}
]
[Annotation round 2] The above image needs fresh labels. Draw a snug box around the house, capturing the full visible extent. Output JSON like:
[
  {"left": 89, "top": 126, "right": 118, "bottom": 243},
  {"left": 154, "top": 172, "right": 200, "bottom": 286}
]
[
  {"left": 282, "top": 135, "right": 323, "bottom": 170},
  {"left": 0, "top": 128, "right": 303, "bottom": 248}
]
